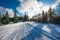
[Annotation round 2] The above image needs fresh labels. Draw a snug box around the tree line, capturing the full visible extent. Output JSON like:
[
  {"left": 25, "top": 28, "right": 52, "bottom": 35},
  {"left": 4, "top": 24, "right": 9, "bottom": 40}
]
[
  {"left": 0, "top": 7, "right": 60, "bottom": 26},
  {"left": 33, "top": 7, "right": 60, "bottom": 24},
  {"left": 0, "top": 11, "right": 30, "bottom": 26}
]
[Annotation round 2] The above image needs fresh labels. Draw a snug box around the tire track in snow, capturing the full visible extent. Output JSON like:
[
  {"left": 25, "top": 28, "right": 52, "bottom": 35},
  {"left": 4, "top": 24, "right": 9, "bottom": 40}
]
[
  {"left": 27, "top": 23, "right": 59, "bottom": 40},
  {"left": 0, "top": 28, "right": 16, "bottom": 40},
  {"left": 0, "top": 22, "right": 59, "bottom": 40}
]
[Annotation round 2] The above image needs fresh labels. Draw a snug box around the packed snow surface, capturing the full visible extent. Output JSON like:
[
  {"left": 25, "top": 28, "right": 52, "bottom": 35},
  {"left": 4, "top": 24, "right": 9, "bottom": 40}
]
[{"left": 0, "top": 22, "right": 60, "bottom": 40}]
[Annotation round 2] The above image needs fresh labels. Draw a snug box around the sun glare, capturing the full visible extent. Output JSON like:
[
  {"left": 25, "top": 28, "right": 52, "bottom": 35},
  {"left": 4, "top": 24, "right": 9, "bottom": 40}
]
[{"left": 42, "top": 6, "right": 50, "bottom": 12}]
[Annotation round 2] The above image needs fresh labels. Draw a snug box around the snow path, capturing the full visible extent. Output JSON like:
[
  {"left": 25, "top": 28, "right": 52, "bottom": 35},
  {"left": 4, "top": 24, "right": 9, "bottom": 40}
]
[
  {"left": 0, "top": 22, "right": 60, "bottom": 40},
  {"left": 27, "top": 23, "right": 59, "bottom": 40}
]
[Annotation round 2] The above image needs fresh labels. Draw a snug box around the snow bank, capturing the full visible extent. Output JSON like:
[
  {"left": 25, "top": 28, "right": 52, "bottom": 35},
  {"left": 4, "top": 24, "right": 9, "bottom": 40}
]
[
  {"left": 55, "top": 27, "right": 60, "bottom": 32},
  {"left": 42, "top": 25, "right": 51, "bottom": 33},
  {"left": 0, "top": 22, "right": 60, "bottom": 40}
]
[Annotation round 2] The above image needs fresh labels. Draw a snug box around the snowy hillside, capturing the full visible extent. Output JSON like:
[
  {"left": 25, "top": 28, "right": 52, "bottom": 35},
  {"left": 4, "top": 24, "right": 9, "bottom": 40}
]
[{"left": 0, "top": 22, "right": 60, "bottom": 40}]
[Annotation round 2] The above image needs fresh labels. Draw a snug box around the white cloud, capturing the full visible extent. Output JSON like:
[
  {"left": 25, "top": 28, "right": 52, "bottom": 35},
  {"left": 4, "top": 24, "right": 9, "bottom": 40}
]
[
  {"left": 0, "top": 6, "right": 5, "bottom": 11},
  {"left": 51, "top": 0, "right": 60, "bottom": 9},
  {"left": 0, "top": 6, "right": 6, "bottom": 15},
  {"left": 0, "top": 6, "right": 14, "bottom": 18},
  {"left": 17, "top": 0, "right": 60, "bottom": 18},
  {"left": 6, "top": 8, "right": 14, "bottom": 18},
  {"left": 18, "top": 0, "right": 24, "bottom": 3},
  {"left": 17, "top": 0, "right": 43, "bottom": 18}
]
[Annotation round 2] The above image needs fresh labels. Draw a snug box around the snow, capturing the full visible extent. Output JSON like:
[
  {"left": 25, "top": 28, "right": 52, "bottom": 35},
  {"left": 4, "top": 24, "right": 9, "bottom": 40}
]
[
  {"left": 0, "top": 22, "right": 60, "bottom": 40},
  {"left": 41, "top": 35, "right": 51, "bottom": 40},
  {"left": 26, "top": 22, "right": 39, "bottom": 26},
  {"left": 55, "top": 27, "right": 60, "bottom": 32},
  {"left": 42, "top": 25, "right": 51, "bottom": 33}
]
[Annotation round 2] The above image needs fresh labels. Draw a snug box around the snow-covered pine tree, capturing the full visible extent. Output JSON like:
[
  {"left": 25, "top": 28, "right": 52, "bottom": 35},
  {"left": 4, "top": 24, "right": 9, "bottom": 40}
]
[
  {"left": 24, "top": 13, "right": 29, "bottom": 21},
  {"left": 14, "top": 11, "right": 19, "bottom": 23},
  {"left": 6, "top": 11, "right": 10, "bottom": 24}
]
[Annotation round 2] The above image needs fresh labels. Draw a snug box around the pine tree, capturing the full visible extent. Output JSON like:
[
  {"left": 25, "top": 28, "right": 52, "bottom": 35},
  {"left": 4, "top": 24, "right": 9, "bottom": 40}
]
[
  {"left": 29, "top": 18, "right": 34, "bottom": 22},
  {"left": 42, "top": 11, "right": 45, "bottom": 22},
  {"left": 24, "top": 13, "right": 29, "bottom": 21},
  {"left": 0, "top": 20, "right": 2, "bottom": 26},
  {"left": 6, "top": 11, "right": 10, "bottom": 24},
  {"left": 59, "top": 10, "right": 60, "bottom": 15},
  {"left": 14, "top": 11, "right": 19, "bottom": 23},
  {"left": 0, "top": 16, "right": 2, "bottom": 26}
]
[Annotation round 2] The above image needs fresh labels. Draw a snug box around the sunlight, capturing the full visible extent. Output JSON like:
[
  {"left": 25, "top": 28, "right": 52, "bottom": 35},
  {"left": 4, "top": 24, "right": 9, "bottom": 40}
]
[
  {"left": 42, "top": 6, "right": 50, "bottom": 12},
  {"left": 42, "top": 25, "right": 51, "bottom": 33}
]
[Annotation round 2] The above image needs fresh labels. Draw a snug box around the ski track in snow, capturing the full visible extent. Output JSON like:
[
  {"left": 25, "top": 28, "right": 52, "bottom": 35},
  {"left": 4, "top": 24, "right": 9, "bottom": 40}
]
[{"left": 0, "top": 22, "right": 60, "bottom": 40}]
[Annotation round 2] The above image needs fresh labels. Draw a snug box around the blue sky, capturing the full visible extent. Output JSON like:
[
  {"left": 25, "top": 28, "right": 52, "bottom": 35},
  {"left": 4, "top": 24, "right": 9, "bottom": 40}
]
[
  {"left": 0, "top": 0, "right": 20, "bottom": 10},
  {"left": 37, "top": 0, "right": 56, "bottom": 5},
  {"left": 0, "top": 0, "right": 60, "bottom": 18}
]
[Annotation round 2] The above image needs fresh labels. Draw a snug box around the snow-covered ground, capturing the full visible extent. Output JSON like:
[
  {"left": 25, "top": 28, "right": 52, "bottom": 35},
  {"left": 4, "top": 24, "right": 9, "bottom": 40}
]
[{"left": 0, "top": 22, "right": 60, "bottom": 40}]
